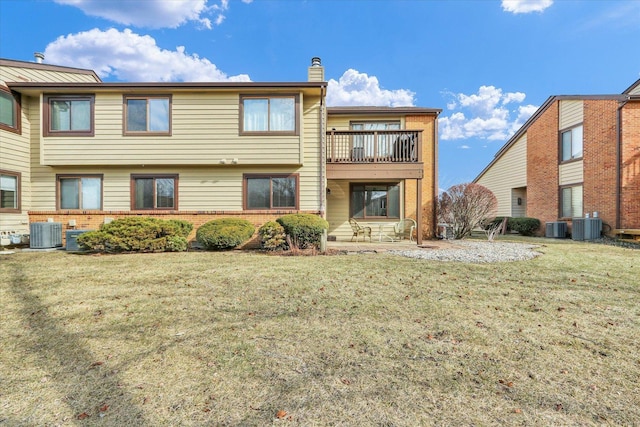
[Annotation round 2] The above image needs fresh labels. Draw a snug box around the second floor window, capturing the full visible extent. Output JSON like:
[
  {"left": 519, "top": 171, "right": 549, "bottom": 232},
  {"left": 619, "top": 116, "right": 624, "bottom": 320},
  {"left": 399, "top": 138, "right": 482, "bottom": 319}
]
[
  {"left": 44, "top": 95, "right": 94, "bottom": 136},
  {"left": 0, "top": 89, "right": 20, "bottom": 134},
  {"left": 131, "top": 175, "right": 177, "bottom": 210},
  {"left": 561, "top": 125, "right": 583, "bottom": 162},
  {"left": 124, "top": 96, "right": 171, "bottom": 135},
  {"left": 58, "top": 175, "right": 102, "bottom": 210},
  {"left": 240, "top": 95, "right": 297, "bottom": 134}
]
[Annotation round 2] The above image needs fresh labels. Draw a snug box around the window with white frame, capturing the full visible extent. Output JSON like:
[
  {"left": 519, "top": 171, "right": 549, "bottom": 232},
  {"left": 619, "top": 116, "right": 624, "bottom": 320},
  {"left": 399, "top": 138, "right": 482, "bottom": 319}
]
[
  {"left": 561, "top": 185, "right": 583, "bottom": 218},
  {"left": 561, "top": 125, "right": 583, "bottom": 162},
  {"left": 58, "top": 175, "right": 102, "bottom": 210}
]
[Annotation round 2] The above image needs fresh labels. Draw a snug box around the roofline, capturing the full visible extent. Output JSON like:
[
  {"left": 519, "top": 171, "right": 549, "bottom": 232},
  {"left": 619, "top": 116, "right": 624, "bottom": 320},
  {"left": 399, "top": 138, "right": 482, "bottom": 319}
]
[
  {"left": 622, "top": 78, "right": 640, "bottom": 94},
  {"left": 473, "top": 94, "right": 627, "bottom": 183},
  {"left": 0, "top": 58, "right": 101, "bottom": 82},
  {"left": 6, "top": 81, "right": 327, "bottom": 92},
  {"left": 327, "top": 106, "right": 441, "bottom": 115}
]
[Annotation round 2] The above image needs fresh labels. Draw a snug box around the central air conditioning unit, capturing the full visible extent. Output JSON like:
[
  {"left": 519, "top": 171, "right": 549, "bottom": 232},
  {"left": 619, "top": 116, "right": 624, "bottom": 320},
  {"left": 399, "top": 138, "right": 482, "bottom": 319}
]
[
  {"left": 572, "top": 218, "right": 585, "bottom": 241},
  {"left": 30, "top": 222, "right": 63, "bottom": 249},
  {"left": 545, "top": 221, "right": 567, "bottom": 238},
  {"left": 584, "top": 218, "right": 602, "bottom": 240}
]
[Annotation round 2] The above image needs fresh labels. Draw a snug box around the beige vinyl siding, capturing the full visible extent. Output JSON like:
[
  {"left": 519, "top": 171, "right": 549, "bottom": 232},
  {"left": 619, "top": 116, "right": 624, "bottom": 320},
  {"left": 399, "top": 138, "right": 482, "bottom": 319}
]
[
  {"left": 559, "top": 160, "right": 583, "bottom": 185},
  {"left": 559, "top": 100, "right": 583, "bottom": 130},
  {"left": 41, "top": 92, "right": 304, "bottom": 166},
  {"left": 629, "top": 85, "right": 640, "bottom": 95},
  {"left": 326, "top": 180, "right": 351, "bottom": 239},
  {"left": 0, "top": 66, "right": 98, "bottom": 84},
  {"left": 0, "top": 95, "right": 32, "bottom": 233},
  {"left": 327, "top": 115, "right": 405, "bottom": 130},
  {"left": 30, "top": 94, "right": 323, "bottom": 213},
  {"left": 299, "top": 94, "right": 322, "bottom": 211},
  {"left": 476, "top": 134, "right": 527, "bottom": 217}
]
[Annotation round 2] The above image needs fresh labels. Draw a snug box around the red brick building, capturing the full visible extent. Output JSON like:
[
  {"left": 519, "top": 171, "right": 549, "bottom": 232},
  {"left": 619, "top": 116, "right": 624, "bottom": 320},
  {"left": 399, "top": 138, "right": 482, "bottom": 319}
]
[{"left": 475, "top": 79, "right": 640, "bottom": 237}]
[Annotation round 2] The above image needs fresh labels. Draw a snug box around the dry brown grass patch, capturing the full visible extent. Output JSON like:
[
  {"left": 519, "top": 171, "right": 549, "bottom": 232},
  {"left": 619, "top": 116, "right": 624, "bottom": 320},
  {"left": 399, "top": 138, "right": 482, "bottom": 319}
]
[{"left": 1, "top": 240, "right": 638, "bottom": 425}]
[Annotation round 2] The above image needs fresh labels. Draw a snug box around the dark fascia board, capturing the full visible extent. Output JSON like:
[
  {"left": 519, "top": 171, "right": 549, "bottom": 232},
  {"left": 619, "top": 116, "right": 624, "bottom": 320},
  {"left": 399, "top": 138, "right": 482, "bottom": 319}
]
[
  {"left": 473, "top": 94, "right": 627, "bottom": 183},
  {"left": 6, "top": 81, "right": 327, "bottom": 93},
  {"left": 622, "top": 78, "right": 640, "bottom": 95},
  {"left": 0, "top": 58, "right": 101, "bottom": 82},
  {"left": 328, "top": 106, "right": 441, "bottom": 116}
]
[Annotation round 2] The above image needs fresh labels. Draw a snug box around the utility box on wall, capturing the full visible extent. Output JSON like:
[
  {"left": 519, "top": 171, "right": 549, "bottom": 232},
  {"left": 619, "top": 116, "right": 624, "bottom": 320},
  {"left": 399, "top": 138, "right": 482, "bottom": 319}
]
[{"left": 65, "top": 230, "right": 93, "bottom": 251}]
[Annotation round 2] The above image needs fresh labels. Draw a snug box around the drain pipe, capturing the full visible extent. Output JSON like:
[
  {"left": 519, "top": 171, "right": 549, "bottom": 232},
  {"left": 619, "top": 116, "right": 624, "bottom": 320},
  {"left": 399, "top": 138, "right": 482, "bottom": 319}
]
[
  {"left": 319, "top": 84, "right": 327, "bottom": 218},
  {"left": 616, "top": 98, "right": 627, "bottom": 230}
]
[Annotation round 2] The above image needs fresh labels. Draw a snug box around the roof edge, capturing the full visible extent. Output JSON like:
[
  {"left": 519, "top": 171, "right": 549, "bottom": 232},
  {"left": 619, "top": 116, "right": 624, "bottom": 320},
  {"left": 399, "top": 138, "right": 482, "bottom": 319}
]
[
  {"left": 6, "top": 81, "right": 327, "bottom": 90},
  {"left": 0, "top": 58, "right": 101, "bottom": 82},
  {"left": 327, "top": 106, "right": 441, "bottom": 115}
]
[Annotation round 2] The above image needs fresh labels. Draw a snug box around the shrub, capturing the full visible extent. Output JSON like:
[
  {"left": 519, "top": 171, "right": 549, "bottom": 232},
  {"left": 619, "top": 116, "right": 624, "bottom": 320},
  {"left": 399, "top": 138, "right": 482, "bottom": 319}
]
[
  {"left": 196, "top": 218, "right": 255, "bottom": 250},
  {"left": 258, "top": 221, "right": 287, "bottom": 250},
  {"left": 509, "top": 217, "right": 541, "bottom": 236},
  {"left": 276, "top": 214, "right": 329, "bottom": 249},
  {"left": 437, "top": 183, "right": 498, "bottom": 239},
  {"left": 167, "top": 219, "right": 193, "bottom": 238},
  {"left": 76, "top": 217, "right": 188, "bottom": 253}
]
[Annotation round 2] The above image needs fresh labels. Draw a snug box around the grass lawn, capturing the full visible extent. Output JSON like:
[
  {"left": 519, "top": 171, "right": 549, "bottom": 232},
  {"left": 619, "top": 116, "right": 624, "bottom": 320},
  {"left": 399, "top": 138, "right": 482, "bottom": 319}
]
[{"left": 1, "top": 238, "right": 638, "bottom": 426}]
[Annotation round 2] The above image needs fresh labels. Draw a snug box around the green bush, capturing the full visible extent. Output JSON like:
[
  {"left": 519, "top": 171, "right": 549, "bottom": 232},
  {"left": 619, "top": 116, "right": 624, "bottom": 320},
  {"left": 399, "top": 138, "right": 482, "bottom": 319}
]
[
  {"left": 258, "top": 221, "right": 287, "bottom": 250},
  {"left": 76, "top": 217, "right": 188, "bottom": 253},
  {"left": 509, "top": 217, "right": 541, "bottom": 236},
  {"left": 167, "top": 219, "right": 193, "bottom": 238},
  {"left": 276, "top": 214, "right": 329, "bottom": 249},
  {"left": 196, "top": 218, "right": 255, "bottom": 250}
]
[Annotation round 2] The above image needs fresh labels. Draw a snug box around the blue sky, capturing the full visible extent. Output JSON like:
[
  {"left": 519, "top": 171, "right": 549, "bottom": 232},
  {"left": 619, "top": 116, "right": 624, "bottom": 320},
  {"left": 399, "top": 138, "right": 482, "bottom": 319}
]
[{"left": 1, "top": 0, "right": 639, "bottom": 189}]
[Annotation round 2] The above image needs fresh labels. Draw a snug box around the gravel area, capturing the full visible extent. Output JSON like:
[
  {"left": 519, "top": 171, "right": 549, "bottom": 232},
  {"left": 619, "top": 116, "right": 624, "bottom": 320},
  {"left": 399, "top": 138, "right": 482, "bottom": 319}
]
[{"left": 389, "top": 240, "right": 542, "bottom": 263}]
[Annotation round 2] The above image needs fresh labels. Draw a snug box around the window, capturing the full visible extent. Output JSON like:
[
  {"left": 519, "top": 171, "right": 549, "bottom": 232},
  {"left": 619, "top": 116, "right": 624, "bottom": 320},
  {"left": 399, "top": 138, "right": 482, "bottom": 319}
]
[
  {"left": 561, "top": 185, "right": 583, "bottom": 218},
  {"left": 0, "top": 88, "right": 21, "bottom": 133},
  {"left": 240, "top": 95, "right": 298, "bottom": 134},
  {"left": 124, "top": 96, "right": 171, "bottom": 135},
  {"left": 57, "top": 175, "right": 103, "bottom": 210},
  {"left": 44, "top": 95, "right": 94, "bottom": 136},
  {"left": 131, "top": 175, "right": 177, "bottom": 210},
  {"left": 350, "top": 183, "right": 400, "bottom": 219},
  {"left": 244, "top": 174, "right": 298, "bottom": 210},
  {"left": 351, "top": 121, "right": 401, "bottom": 158},
  {"left": 561, "top": 125, "right": 583, "bottom": 162},
  {"left": 0, "top": 170, "right": 20, "bottom": 212}
]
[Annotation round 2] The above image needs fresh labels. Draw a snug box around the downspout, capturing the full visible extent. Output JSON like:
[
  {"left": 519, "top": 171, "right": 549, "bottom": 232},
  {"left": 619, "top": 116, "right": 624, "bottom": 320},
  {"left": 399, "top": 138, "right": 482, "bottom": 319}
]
[
  {"left": 432, "top": 113, "right": 439, "bottom": 238},
  {"left": 319, "top": 84, "right": 327, "bottom": 218},
  {"left": 616, "top": 99, "right": 627, "bottom": 230}
]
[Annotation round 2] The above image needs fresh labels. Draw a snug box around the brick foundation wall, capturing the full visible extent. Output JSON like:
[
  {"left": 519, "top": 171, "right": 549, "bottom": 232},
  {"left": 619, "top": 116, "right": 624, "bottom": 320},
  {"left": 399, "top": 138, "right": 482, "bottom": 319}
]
[
  {"left": 28, "top": 210, "right": 320, "bottom": 247},
  {"left": 621, "top": 101, "right": 640, "bottom": 228},
  {"left": 526, "top": 101, "right": 559, "bottom": 234},
  {"left": 583, "top": 100, "right": 618, "bottom": 230}
]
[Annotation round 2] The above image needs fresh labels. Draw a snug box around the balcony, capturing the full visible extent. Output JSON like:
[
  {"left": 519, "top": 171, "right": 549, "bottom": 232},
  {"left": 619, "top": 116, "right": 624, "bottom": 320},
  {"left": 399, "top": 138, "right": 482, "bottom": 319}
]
[{"left": 326, "top": 130, "right": 423, "bottom": 179}]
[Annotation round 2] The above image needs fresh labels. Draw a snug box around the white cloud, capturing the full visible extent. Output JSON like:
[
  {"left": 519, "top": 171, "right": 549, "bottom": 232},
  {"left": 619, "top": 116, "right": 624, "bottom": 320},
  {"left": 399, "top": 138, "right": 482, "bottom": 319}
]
[
  {"left": 53, "top": 0, "right": 236, "bottom": 29},
  {"left": 501, "top": 0, "right": 553, "bottom": 14},
  {"left": 327, "top": 69, "right": 415, "bottom": 107},
  {"left": 44, "top": 28, "right": 251, "bottom": 82},
  {"left": 459, "top": 145, "right": 471, "bottom": 150},
  {"left": 439, "top": 86, "right": 538, "bottom": 141}
]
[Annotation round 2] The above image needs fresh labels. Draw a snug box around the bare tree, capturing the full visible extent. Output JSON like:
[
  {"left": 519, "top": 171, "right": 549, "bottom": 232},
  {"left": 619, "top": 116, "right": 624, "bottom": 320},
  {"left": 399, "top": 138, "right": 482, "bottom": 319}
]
[{"left": 437, "top": 183, "right": 498, "bottom": 239}]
